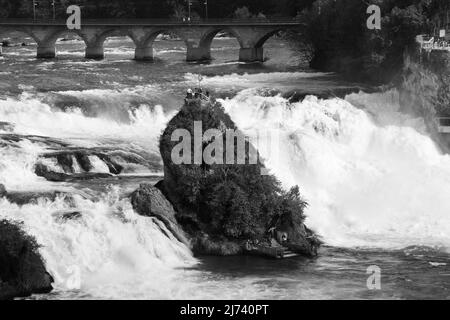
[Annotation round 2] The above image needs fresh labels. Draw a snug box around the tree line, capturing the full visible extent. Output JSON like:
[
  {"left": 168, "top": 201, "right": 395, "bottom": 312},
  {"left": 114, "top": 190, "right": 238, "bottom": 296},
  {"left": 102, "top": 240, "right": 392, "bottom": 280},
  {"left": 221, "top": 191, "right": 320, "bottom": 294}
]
[
  {"left": 298, "top": 0, "right": 450, "bottom": 83},
  {"left": 0, "top": 0, "right": 315, "bottom": 19}
]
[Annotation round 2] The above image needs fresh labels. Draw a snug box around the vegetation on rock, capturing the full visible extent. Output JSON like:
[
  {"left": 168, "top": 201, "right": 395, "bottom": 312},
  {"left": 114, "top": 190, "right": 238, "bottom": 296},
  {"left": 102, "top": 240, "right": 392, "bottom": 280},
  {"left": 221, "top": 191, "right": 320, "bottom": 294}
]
[
  {"left": 158, "top": 100, "right": 320, "bottom": 256},
  {"left": 0, "top": 220, "right": 53, "bottom": 300}
]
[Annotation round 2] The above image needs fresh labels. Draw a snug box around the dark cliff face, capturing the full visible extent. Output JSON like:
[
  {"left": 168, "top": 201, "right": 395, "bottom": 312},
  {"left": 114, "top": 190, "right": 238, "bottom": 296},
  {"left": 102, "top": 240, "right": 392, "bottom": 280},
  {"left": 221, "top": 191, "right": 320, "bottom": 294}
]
[
  {"left": 402, "top": 51, "right": 450, "bottom": 117},
  {"left": 0, "top": 220, "right": 53, "bottom": 300},
  {"left": 158, "top": 100, "right": 320, "bottom": 256},
  {"left": 424, "top": 50, "right": 450, "bottom": 74},
  {"left": 301, "top": 0, "right": 448, "bottom": 85}
]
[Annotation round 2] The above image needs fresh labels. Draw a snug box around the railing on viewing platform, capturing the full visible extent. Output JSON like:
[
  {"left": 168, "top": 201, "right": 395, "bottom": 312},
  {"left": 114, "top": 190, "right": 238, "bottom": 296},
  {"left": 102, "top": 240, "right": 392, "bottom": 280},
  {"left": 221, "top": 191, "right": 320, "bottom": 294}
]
[
  {"left": 421, "top": 41, "right": 450, "bottom": 52},
  {"left": 437, "top": 117, "right": 450, "bottom": 133}
]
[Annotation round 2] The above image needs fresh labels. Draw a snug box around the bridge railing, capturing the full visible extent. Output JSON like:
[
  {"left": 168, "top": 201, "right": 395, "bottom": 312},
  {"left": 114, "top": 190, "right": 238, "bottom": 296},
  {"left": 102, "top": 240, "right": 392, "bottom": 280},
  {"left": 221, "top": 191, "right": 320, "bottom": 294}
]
[
  {"left": 437, "top": 117, "right": 450, "bottom": 133},
  {"left": 438, "top": 117, "right": 450, "bottom": 125},
  {"left": 0, "top": 17, "right": 303, "bottom": 26}
]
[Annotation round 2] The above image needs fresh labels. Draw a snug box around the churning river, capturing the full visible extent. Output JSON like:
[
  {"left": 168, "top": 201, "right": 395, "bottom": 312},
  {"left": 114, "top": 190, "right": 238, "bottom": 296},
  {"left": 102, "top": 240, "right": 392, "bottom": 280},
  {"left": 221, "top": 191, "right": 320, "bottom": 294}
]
[{"left": 0, "top": 34, "right": 449, "bottom": 299}]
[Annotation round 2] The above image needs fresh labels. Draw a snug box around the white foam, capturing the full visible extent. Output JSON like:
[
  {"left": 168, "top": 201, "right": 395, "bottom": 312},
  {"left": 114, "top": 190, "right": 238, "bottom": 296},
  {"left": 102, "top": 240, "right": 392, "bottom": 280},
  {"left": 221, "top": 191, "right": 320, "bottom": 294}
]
[
  {"left": 0, "top": 188, "right": 196, "bottom": 298},
  {"left": 221, "top": 89, "right": 450, "bottom": 250},
  {"left": 184, "top": 71, "right": 332, "bottom": 90},
  {"left": 0, "top": 89, "right": 175, "bottom": 188},
  {"left": 0, "top": 90, "right": 173, "bottom": 146}
]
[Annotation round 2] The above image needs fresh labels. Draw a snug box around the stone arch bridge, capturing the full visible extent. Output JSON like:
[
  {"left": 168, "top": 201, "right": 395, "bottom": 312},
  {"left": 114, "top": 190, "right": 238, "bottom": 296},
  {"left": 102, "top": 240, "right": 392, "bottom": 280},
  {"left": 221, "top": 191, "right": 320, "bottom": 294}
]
[{"left": 0, "top": 19, "right": 304, "bottom": 62}]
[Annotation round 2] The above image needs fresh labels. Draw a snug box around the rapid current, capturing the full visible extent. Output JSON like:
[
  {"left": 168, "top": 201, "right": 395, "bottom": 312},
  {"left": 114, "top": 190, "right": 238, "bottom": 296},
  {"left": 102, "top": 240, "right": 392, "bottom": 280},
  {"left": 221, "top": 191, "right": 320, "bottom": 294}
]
[{"left": 0, "top": 34, "right": 448, "bottom": 299}]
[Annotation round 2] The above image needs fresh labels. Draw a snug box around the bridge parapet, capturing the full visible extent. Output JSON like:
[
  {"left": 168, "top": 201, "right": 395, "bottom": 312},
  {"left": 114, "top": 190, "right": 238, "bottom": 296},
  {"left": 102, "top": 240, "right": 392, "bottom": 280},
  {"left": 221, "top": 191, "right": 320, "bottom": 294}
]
[{"left": 0, "top": 18, "right": 304, "bottom": 26}]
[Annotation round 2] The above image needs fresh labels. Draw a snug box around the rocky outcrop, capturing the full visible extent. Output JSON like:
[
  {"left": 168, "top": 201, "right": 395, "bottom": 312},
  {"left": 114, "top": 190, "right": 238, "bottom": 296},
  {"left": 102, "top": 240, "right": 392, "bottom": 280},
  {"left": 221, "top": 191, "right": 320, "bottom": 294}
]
[
  {"left": 34, "top": 150, "right": 124, "bottom": 182},
  {"left": 193, "top": 234, "right": 243, "bottom": 256},
  {"left": 130, "top": 184, "right": 190, "bottom": 248},
  {"left": 156, "top": 100, "right": 320, "bottom": 257},
  {"left": 421, "top": 50, "right": 450, "bottom": 73},
  {"left": 5, "top": 190, "right": 73, "bottom": 206},
  {"left": 0, "top": 220, "right": 53, "bottom": 300},
  {"left": 35, "top": 163, "right": 114, "bottom": 182},
  {"left": 399, "top": 53, "right": 450, "bottom": 152},
  {"left": 273, "top": 211, "right": 321, "bottom": 257},
  {"left": 0, "top": 184, "right": 6, "bottom": 198}
]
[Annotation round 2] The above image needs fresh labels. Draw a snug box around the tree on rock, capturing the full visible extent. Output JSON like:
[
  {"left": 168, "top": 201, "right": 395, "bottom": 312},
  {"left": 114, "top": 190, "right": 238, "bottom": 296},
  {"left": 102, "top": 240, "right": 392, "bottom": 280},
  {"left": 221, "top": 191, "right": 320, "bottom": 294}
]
[{"left": 159, "top": 100, "right": 320, "bottom": 256}]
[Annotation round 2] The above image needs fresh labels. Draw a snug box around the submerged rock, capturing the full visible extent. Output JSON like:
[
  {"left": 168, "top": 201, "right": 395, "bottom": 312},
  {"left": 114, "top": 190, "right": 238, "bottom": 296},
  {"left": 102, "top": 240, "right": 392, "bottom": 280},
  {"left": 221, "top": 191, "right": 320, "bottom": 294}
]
[
  {"left": 5, "top": 190, "right": 67, "bottom": 206},
  {"left": 0, "top": 220, "right": 53, "bottom": 300},
  {"left": 59, "top": 211, "right": 82, "bottom": 221},
  {"left": 157, "top": 100, "right": 320, "bottom": 257},
  {"left": 34, "top": 150, "right": 124, "bottom": 182},
  {"left": 0, "top": 122, "right": 14, "bottom": 132},
  {"left": 35, "top": 163, "right": 114, "bottom": 182},
  {"left": 130, "top": 184, "right": 190, "bottom": 248}
]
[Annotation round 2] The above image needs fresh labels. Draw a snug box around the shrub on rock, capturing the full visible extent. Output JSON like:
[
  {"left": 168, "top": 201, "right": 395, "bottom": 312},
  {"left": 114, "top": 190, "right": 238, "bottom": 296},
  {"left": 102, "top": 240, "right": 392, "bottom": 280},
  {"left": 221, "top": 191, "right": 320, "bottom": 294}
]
[
  {"left": 0, "top": 220, "right": 53, "bottom": 300},
  {"left": 158, "top": 101, "right": 320, "bottom": 256}
]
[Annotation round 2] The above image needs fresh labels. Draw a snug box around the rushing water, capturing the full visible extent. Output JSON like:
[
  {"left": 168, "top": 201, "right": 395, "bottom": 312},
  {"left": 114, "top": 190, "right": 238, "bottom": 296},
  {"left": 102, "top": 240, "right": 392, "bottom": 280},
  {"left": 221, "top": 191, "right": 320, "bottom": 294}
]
[{"left": 0, "top": 35, "right": 449, "bottom": 300}]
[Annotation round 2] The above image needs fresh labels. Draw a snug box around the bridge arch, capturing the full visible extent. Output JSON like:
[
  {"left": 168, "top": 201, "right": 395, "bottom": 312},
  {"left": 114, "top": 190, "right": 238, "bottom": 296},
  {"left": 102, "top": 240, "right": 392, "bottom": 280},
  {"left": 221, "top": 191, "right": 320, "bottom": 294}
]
[
  {"left": 0, "top": 28, "right": 42, "bottom": 58},
  {"left": 191, "top": 27, "right": 243, "bottom": 61},
  {"left": 45, "top": 29, "right": 87, "bottom": 46},
  {"left": 43, "top": 29, "right": 87, "bottom": 58},
  {"left": 254, "top": 28, "right": 284, "bottom": 48},
  {"left": 0, "top": 28, "right": 35, "bottom": 41},
  {"left": 83, "top": 28, "right": 138, "bottom": 60},
  {"left": 133, "top": 29, "right": 187, "bottom": 61},
  {"left": 237, "top": 27, "right": 297, "bottom": 62},
  {"left": 199, "top": 28, "right": 244, "bottom": 49}
]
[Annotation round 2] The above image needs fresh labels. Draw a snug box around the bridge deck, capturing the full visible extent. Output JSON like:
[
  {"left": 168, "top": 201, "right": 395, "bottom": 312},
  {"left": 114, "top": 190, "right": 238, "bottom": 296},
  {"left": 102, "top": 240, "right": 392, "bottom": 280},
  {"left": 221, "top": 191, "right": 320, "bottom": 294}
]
[{"left": 0, "top": 18, "right": 304, "bottom": 27}]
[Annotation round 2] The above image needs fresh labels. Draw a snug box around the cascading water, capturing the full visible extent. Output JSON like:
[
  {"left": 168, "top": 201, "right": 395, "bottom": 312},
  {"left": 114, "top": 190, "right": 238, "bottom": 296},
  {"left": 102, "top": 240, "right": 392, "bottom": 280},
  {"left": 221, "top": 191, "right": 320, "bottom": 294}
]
[
  {"left": 1, "top": 33, "right": 449, "bottom": 298},
  {"left": 220, "top": 88, "right": 450, "bottom": 250},
  {"left": 0, "top": 190, "right": 196, "bottom": 299},
  {"left": 0, "top": 89, "right": 198, "bottom": 299}
]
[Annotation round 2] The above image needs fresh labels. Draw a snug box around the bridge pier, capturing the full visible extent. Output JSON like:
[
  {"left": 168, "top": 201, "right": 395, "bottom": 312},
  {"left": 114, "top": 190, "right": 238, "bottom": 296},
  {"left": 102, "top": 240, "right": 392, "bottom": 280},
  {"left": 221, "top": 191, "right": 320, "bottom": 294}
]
[
  {"left": 186, "top": 46, "right": 211, "bottom": 62},
  {"left": 135, "top": 46, "right": 153, "bottom": 61},
  {"left": 239, "top": 47, "right": 264, "bottom": 62},
  {"left": 37, "top": 45, "right": 56, "bottom": 59},
  {"left": 85, "top": 46, "right": 104, "bottom": 60}
]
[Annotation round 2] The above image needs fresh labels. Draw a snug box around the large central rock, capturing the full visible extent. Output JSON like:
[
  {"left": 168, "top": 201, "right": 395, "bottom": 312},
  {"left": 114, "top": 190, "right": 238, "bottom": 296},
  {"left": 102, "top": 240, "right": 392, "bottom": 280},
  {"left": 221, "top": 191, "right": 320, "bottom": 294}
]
[{"left": 156, "top": 100, "right": 320, "bottom": 256}]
